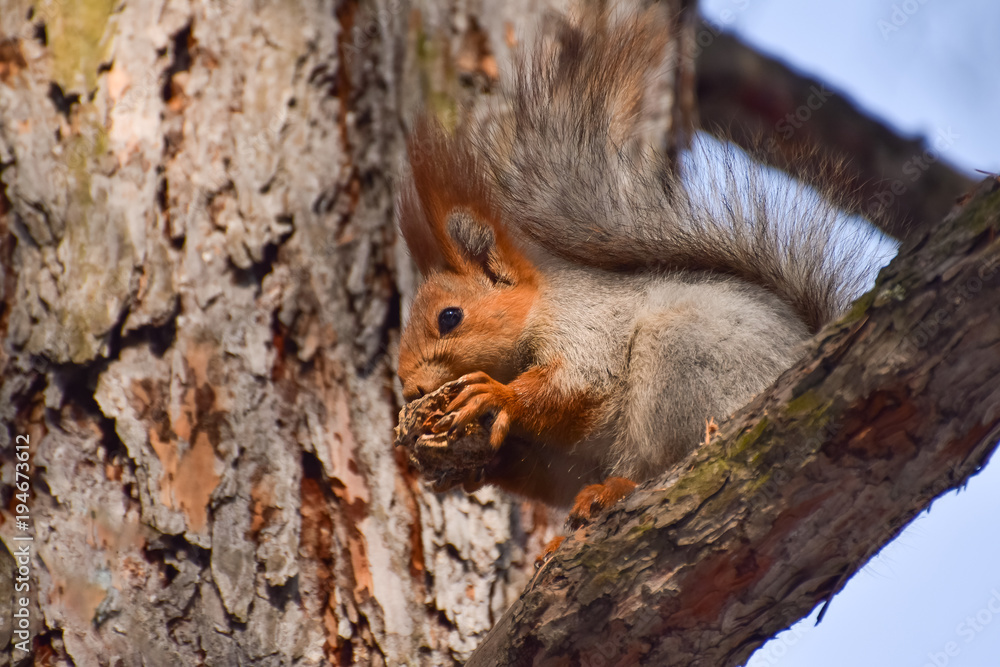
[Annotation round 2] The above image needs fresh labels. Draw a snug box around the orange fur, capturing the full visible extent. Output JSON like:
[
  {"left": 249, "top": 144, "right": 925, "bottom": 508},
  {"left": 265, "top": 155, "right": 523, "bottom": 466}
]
[
  {"left": 537, "top": 535, "right": 566, "bottom": 564},
  {"left": 432, "top": 360, "right": 602, "bottom": 451},
  {"left": 567, "top": 476, "right": 638, "bottom": 528},
  {"left": 397, "top": 121, "right": 610, "bottom": 508},
  {"left": 397, "top": 119, "right": 547, "bottom": 407},
  {"left": 397, "top": 272, "right": 539, "bottom": 399},
  {"left": 399, "top": 120, "right": 537, "bottom": 282},
  {"left": 500, "top": 361, "right": 602, "bottom": 446}
]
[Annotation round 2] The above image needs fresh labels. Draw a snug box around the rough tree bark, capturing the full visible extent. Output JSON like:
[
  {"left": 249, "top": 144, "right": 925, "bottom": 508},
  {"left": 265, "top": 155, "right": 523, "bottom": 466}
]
[
  {"left": 0, "top": 1, "right": 582, "bottom": 665},
  {"left": 467, "top": 180, "right": 1000, "bottom": 665}
]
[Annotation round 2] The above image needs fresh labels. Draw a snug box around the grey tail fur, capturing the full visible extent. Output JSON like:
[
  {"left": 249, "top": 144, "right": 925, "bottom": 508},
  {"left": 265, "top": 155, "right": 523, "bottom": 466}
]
[{"left": 469, "top": 7, "right": 881, "bottom": 333}]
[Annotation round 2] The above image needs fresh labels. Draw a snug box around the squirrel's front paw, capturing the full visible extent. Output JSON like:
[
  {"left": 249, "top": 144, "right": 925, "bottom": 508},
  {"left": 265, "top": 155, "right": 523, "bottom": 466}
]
[{"left": 432, "top": 371, "right": 513, "bottom": 449}]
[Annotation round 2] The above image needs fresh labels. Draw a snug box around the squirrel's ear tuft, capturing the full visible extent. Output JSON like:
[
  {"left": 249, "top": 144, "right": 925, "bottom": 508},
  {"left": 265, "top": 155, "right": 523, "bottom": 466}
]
[
  {"left": 398, "top": 117, "right": 537, "bottom": 285},
  {"left": 397, "top": 176, "right": 445, "bottom": 276},
  {"left": 397, "top": 118, "right": 477, "bottom": 277},
  {"left": 446, "top": 210, "right": 518, "bottom": 286},
  {"left": 446, "top": 211, "right": 495, "bottom": 266}
]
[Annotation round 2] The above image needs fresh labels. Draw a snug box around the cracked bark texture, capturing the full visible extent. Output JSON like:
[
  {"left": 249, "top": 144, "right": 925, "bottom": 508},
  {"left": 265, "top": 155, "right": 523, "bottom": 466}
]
[
  {"left": 467, "top": 181, "right": 1000, "bottom": 666},
  {"left": 0, "top": 1, "right": 597, "bottom": 664}
]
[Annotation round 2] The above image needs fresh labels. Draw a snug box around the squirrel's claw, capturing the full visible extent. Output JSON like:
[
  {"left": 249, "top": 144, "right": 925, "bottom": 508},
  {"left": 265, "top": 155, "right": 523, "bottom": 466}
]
[
  {"left": 535, "top": 535, "right": 566, "bottom": 569},
  {"left": 703, "top": 416, "right": 719, "bottom": 446},
  {"left": 432, "top": 413, "right": 455, "bottom": 433},
  {"left": 462, "top": 468, "right": 486, "bottom": 493},
  {"left": 440, "top": 372, "right": 513, "bottom": 449},
  {"left": 489, "top": 410, "right": 511, "bottom": 449}
]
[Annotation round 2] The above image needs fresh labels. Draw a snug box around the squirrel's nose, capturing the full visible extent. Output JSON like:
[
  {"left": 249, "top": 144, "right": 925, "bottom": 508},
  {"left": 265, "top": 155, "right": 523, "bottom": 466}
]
[
  {"left": 402, "top": 383, "right": 427, "bottom": 402},
  {"left": 401, "top": 365, "right": 452, "bottom": 401}
]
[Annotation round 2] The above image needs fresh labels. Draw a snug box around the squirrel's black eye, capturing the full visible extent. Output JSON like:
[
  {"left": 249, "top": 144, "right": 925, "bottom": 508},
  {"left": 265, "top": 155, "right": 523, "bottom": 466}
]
[{"left": 438, "top": 307, "right": 463, "bottom": 336}]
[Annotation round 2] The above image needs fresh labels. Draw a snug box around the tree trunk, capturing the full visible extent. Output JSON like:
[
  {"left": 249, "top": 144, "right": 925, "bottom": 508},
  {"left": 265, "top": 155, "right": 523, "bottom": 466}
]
[{"left": 0, "top": 1, "right": 582, "bottom": 664}]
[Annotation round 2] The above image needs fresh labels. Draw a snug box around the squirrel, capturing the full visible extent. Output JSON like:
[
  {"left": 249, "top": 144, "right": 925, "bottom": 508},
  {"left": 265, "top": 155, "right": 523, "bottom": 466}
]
[{"left": 395, "top": 7, "right": 874, "bottom": 525}]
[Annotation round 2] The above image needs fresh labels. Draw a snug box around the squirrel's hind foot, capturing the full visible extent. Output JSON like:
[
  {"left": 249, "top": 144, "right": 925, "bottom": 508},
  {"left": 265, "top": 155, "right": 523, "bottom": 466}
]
[{"left": 566, "top": 476, "right": 638, "bottom": 529}]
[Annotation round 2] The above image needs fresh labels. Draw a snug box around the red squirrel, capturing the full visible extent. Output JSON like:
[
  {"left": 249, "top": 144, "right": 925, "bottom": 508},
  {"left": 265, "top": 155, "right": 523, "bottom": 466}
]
[{"left": 396, "top": 8, "right": 873, "bottom": 524}]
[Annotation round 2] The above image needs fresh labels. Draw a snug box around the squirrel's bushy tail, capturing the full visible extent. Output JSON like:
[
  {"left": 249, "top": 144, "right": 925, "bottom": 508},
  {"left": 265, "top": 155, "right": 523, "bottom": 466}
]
[{"left": 471, "top": 6, "right": 885, "bottom": 333}]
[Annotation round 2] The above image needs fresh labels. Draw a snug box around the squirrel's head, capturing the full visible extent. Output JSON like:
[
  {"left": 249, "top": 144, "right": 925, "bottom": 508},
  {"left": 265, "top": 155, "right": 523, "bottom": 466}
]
[
  {"left": 398, "top": 256, "right": 538, "bottom": 402},
  {"left": 396, "top": 120, "right": 539, "bottom": 402}
]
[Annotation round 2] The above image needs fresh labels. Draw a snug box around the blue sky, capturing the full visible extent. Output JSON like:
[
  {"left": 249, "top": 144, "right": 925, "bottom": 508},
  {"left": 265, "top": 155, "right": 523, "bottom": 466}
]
[{"left": 697, "top": 1, "right": 1000, "bottom": 665}]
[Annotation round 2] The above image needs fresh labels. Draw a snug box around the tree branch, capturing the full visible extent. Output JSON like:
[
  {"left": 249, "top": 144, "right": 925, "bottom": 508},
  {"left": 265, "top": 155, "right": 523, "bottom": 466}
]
[
  {"left": 694, "top": 19, "right": 975, "bottom": 241},
  {"left": 467, "top": 178, "right": 1000, "bottom": 666}
]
